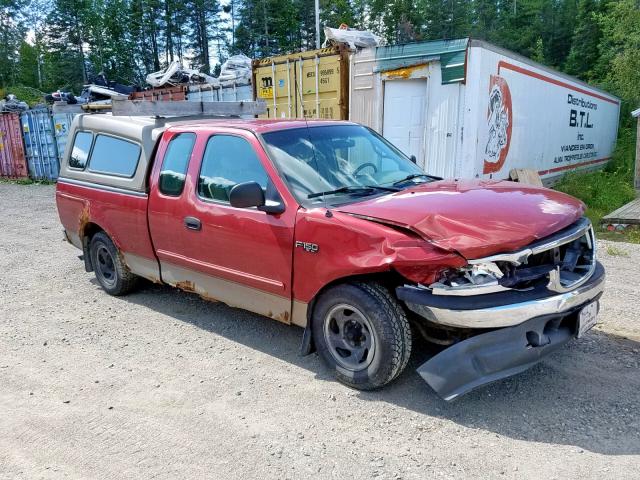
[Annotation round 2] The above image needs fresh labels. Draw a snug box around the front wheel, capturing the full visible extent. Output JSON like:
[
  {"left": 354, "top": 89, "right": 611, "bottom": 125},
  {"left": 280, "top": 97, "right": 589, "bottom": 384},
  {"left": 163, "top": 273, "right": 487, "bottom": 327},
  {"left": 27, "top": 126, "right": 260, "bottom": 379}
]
[
  {"left": 312, "top": 281, "right": 412, "bottom": 390},
  {"left": 89, "top": 232, "right": 138, "bottom": 296}
]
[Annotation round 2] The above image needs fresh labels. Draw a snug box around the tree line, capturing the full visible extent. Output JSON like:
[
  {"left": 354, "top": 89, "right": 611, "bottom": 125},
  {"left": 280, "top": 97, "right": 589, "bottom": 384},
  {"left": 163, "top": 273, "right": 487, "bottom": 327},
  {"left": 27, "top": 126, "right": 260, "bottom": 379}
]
[{"left": 1, "top": 0, "right": 638, "bottom": 115}]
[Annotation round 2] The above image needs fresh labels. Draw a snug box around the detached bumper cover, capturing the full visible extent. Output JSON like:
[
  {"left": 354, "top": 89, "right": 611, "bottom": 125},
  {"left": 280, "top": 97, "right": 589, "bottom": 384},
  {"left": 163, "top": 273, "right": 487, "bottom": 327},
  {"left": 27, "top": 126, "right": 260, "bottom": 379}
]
[
  {"left": 398, "top": 262, "right": 605, "bottom": 401},
  {"left": 418, "top": 309, "right": 601, "bottom": 401}
]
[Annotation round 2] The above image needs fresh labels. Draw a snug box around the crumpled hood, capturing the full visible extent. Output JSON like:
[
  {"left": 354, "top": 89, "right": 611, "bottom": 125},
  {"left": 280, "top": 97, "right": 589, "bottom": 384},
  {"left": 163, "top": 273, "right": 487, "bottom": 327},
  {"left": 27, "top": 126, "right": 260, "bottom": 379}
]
[{"left": 336, "top": 179, "right": 585, "bottom": 259}]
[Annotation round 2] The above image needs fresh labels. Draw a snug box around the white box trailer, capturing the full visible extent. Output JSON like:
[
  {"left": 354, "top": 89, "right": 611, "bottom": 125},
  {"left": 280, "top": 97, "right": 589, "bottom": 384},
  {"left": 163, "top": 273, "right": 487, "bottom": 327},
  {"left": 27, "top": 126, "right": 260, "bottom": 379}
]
[{"left": 350, "top": 39, "right": 621, "bottom": 184}]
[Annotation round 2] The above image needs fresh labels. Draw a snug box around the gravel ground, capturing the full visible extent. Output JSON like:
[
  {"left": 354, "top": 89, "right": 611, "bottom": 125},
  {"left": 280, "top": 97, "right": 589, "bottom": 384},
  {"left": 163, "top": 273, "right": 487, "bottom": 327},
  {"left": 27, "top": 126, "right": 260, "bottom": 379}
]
[{"left": 0, "top": 182, "right": 638, "bottom": 479}]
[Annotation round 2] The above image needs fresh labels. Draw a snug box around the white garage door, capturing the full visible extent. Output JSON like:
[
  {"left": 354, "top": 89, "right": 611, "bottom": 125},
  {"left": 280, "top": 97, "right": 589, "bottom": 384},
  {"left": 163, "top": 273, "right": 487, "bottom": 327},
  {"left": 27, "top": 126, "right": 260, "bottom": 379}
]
[{"left": 382, "top": 79, "right": 427, "bottom": 165}]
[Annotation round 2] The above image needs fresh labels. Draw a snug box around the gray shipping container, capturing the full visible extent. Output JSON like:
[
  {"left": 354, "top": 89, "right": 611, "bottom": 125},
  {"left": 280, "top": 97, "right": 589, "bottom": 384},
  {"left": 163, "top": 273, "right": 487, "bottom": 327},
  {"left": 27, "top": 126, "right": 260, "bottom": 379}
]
[
  {"left": 21, "top": 108, "right": 60, "bottom": 181},
  {"left": 188, "top": 83, "right": 253, "bottom": 119},
  {"left": 52, "top": 112, "right": 78, "bottom": 166},
  {"left": 188, "top": 83, "right": 253, "bottom": 103}
]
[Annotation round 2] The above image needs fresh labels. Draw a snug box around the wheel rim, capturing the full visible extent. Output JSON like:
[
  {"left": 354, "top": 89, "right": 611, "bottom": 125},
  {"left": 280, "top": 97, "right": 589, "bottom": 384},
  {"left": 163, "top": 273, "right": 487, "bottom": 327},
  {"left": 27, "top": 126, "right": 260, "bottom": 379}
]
[
  {"left": 95, "top": 245, "right": 116, "bottom": 287},
  {"left": 323, "top": 304, "right": 376, "bottom": 371}
]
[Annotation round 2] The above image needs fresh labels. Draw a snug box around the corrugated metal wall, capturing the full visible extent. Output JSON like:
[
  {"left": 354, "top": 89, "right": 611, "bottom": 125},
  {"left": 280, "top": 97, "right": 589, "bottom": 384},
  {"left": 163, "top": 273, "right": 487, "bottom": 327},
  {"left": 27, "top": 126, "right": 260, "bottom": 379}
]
[
  {"left": 0, "top": 113, "right": 29, "bottom": 178},
  {"left": 21, "top": 108, "right": 60, "bottom": 181},
  {"left": 424, "top": 73, "right": 463, "bottom": 179},
  {"left": 187, "top": 83, "right": 253, "bottom": 102},
  {"left": 350, "top": 41, "right": 468, "bottom": 179},
  {"left": 186, "top": 84, "right": 253, "bottom": 119},
  {"left": 52, "top": 112, "right": 78, "bottom": 166},
  {"left": 253, "top": 45, "right": 350, "bottom": 120},
  {"left": 349, "top": 48, "right": 382, "bottom": 131}
]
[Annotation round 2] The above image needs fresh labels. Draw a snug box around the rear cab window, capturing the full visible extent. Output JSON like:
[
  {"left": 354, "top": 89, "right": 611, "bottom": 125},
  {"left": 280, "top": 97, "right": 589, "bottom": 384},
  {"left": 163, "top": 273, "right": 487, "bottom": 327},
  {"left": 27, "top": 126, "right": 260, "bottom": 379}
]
[
  {"left": 159, "top": 133, "right": 196, "bottom": 196},
  {"left": 88, "top": 135, "right": 141, "bottom": 178}
]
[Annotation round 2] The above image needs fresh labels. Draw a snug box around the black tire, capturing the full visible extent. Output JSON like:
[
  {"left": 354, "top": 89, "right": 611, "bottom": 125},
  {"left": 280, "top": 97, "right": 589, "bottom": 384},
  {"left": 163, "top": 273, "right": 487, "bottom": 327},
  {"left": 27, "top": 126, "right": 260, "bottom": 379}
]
[
  {"left": 312, "top": 281, "right": 412, "bottom": 390},
  {"left": 89, "top": 232, "right": 138, "bottom": 296}
]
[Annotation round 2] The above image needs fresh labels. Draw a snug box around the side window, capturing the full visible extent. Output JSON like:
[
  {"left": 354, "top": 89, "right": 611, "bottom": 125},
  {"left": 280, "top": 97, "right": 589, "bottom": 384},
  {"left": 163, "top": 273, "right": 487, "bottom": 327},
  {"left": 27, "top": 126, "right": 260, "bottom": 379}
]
[
  {"left": 88, "top": 135, "right": 141, "bottom": 177},
  {"left": 198, "top": 135, "right": 268, "bottom": 203},
  {"left": 69, "top": 131, "right": 93, "bottom": 169},
  {"left": 159, "top": 133, "right": 196, "bottom": 196}
]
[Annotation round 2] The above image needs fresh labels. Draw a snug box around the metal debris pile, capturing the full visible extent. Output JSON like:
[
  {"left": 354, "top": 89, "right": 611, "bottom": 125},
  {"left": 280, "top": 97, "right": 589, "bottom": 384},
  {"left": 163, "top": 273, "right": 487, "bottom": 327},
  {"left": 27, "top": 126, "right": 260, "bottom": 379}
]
[
  {"left": 323, "top": 25, "right": 382, "bottom": 49},
  {"left": 0, "top": 94, "right": 29, "bottom": 113},
  {"left": 145, "top": 54, "right": 252, "bottom": 89}
]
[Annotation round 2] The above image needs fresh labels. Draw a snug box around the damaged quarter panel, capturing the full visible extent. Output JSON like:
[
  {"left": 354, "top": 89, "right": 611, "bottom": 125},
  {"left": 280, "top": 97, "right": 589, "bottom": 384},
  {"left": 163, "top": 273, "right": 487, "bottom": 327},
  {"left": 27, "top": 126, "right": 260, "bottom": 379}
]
[
  {"left": 292, "top": 208, "right": 467, "bottom": 304},
  {"left": 336, "top": 179, "right": 585, "bottom": 259}
]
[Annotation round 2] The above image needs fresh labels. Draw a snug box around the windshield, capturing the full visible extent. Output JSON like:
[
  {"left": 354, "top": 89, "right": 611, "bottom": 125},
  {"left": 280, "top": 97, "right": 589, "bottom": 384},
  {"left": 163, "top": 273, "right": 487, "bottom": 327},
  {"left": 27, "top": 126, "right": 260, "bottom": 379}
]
[{"left": 261, "top": 124, "right": 428, "bottom": 206}]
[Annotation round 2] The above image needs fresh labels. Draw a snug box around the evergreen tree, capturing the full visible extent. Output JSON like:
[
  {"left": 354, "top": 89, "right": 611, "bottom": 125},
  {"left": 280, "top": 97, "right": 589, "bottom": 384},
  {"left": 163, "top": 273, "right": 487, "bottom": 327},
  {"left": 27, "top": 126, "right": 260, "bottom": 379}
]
[
  {"left": 15, "top": 41, "right": 39, "bottom": 86},
  {"left": 4, "top": 0, "right": 639, "bottom": 120},
  {"left": 595, "top": 0, "right": 640, "bottom": 109},
  {"left": 565, "top": 0, "right": 602, "bottom": 80},
  {"left": 0, "top": 0, "right": 27, "bottom": 87}
]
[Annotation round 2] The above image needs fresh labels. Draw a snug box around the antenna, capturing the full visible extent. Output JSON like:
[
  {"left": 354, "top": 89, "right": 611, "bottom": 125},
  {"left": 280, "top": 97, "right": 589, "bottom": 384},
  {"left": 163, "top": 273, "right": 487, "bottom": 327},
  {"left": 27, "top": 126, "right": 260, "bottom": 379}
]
[{"left": 292, "top": 58, "right": 327, "bottom": 208}]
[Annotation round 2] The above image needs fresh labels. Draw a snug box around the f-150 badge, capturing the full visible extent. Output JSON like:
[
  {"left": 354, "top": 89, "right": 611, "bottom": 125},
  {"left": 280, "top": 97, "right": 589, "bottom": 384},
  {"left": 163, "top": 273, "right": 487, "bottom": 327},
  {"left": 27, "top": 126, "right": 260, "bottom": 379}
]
[{"left": 295, "top": 241, "right": 319, "bottom": 253}]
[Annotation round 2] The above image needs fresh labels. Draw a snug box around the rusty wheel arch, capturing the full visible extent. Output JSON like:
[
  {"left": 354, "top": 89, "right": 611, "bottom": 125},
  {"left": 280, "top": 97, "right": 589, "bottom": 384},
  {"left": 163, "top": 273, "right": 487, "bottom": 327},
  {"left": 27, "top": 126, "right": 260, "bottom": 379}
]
[{"left": 81, "top": 222, "right": 107, "bottom": 272}]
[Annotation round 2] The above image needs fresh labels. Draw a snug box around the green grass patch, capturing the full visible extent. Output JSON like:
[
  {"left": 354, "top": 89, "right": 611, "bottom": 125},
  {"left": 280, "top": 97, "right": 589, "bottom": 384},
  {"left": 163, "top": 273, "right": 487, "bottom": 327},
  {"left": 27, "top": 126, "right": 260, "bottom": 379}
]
[
  {"left": 554, "top": 127, "right": 638, "bottom": 243},
  {"left": 0, "top": 85, "right": 46, "bottom": 107},
  {"left": 606, "top": 244, "right": 629, "bottom": 256},
  {"left": 0, "top": 177, "right": 55, "bottom": 186}
]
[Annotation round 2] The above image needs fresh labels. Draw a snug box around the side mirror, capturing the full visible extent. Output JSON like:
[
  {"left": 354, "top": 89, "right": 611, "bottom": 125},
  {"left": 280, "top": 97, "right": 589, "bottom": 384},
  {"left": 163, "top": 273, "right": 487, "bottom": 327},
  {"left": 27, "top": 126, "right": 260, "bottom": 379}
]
[
  {"left": 410, "top": 155, "right": 417, "bottom": 164},
  {"left": 229, "top": 181, "right": 265, "bottom": 208},
  {"left": 229, "top": 181, "right": 285, "bottom": 214}
]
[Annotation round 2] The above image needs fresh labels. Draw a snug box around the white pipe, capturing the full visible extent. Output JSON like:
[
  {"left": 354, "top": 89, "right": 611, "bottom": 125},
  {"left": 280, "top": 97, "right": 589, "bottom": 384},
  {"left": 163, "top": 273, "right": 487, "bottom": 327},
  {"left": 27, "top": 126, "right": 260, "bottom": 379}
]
[
  {"left": 315, "top": 0, "right": 320, "bottom": 49},
  {"left": 286, "top": 59, "right": 292, "bottom": 118},
  {"left": 315, "top": 55, "right": 320, "bottom": 119},
  {"left": 271, "top": 61, "right": 277, "bottom": 118},
  {"left": 299, "top": 58, "right": 304, "bottom": 118},
  {"left": 349, "top": 53, "right": 353, "bottom": 120}
]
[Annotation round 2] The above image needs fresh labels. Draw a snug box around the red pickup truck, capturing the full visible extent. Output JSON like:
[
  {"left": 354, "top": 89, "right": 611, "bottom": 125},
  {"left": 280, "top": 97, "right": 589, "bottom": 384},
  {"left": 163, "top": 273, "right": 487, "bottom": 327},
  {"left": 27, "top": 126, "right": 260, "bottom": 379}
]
[{"left": 56, "top": 113, "right": 604, "bottom": 400}]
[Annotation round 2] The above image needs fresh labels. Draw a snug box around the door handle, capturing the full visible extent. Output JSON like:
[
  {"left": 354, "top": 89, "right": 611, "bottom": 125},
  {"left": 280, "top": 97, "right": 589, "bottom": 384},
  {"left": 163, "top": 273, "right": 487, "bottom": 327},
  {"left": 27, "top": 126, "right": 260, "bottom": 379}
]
[{"left": 184, "top": 216, "right": 202, "bottom": 231}]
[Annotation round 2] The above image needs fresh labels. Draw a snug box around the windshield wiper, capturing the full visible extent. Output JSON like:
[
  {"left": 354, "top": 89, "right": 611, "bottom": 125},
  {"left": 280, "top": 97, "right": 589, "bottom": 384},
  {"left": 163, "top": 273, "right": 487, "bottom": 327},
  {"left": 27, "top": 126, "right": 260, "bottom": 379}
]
[
  {"left": 392, "top": 173, "right": 442, "bottom": 186},
  {"left": 307, "top": 185, "right": 399, "bottom": 199}
]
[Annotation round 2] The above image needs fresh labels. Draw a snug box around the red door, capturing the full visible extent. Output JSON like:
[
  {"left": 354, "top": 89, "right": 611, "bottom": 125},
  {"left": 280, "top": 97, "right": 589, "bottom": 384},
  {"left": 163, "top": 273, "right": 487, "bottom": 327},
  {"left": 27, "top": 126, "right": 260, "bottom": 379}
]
[{"left": 148, "top": 127, "right": 297, "bottom": 322}]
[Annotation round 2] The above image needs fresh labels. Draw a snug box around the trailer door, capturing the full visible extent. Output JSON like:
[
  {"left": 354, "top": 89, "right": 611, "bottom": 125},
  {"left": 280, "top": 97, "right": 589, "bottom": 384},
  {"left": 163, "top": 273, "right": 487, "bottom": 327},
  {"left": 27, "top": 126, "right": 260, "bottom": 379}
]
[{"left": 382, "top": 79, "right": 427, "bottom": 165}]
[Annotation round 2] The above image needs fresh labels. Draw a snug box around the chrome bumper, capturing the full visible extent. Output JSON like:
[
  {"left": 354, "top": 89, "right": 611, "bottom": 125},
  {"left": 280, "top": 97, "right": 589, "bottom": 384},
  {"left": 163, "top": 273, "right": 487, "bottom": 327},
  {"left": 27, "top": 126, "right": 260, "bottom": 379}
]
[{"left": 397, "top": 262, "right": 605, "bottom": 329}]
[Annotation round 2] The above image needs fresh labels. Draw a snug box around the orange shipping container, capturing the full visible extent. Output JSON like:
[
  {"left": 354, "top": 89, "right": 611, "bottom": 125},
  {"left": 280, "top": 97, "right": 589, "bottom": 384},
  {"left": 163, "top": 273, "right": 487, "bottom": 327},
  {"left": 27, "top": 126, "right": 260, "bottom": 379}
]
[{"left": 0, "top": 112, "right": 28, "bottom": 178}]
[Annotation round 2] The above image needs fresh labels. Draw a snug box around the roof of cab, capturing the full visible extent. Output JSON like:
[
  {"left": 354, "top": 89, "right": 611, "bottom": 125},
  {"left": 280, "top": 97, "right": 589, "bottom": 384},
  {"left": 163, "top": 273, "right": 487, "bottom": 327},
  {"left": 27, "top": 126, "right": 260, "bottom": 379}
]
[{"left": 162, "top": 118, "right": 355, "bottom": 135}]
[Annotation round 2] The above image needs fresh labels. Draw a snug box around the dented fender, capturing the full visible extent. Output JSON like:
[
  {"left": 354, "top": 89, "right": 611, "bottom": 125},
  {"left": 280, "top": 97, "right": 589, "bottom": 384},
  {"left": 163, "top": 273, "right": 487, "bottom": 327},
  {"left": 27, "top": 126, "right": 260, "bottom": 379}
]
[{"left": 292, "top": 208, "right": 466, "bottom": 304}]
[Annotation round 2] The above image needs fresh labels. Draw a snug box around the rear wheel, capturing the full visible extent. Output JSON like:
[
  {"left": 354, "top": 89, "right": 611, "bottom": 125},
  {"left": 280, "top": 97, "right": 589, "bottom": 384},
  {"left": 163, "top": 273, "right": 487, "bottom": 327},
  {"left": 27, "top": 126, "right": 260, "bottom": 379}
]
[
  {"left": 89, "top": 232, "right": 138, "bottom": 296},
  {"left": 312, "top": 281, "right": 412, "bottom": 390}
]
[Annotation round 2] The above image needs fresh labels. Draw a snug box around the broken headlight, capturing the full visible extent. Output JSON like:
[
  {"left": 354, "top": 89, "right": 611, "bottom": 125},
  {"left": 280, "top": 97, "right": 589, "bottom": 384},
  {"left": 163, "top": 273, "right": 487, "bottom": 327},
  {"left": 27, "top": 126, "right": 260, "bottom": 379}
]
[{"left": 428, "top": 262, "right": 511, "bottom": 296}]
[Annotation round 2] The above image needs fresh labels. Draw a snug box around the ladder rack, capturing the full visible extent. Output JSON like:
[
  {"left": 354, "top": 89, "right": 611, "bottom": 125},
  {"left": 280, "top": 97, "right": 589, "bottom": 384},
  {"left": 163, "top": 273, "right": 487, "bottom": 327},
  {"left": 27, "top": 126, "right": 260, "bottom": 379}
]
[
  {"left": 52, "top": 98, "right": 267, "bottom": 117},
  {"left": 111, "top": 98, "right": 266, "bottom": 117}
]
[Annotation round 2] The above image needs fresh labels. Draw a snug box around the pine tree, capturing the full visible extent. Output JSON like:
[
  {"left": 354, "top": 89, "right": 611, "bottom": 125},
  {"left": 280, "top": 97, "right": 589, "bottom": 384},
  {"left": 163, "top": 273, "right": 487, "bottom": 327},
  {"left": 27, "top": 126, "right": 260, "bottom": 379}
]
[
  {"left": 15, "top": 41, "right": 39, "bottom": 87},
  {"left": 595, "top": 0, "right": 640, "bottom": 109},
  {"left": 565, "top": 0, "right": 602, "bottom": 80},
  {"left": 0, "top": 0, "right": 27, "bottom": 87},
  {"left": 44, "top": 0, "right": 92, "bottom": 88}
]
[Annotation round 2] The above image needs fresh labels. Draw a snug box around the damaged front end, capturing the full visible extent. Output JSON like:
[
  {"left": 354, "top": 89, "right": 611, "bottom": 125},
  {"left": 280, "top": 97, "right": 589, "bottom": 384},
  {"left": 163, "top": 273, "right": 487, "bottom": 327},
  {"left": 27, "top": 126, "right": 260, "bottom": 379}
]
[{"left": 396, "top": 217, "right": 606, "bottom": 400}]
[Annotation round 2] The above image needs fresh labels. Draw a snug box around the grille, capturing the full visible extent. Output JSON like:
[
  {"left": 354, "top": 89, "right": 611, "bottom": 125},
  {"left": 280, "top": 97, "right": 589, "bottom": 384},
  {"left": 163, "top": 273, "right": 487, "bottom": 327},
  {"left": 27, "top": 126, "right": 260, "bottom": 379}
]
[{"left": 495, "top": 219, "right": 596, "bottom": 293}]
